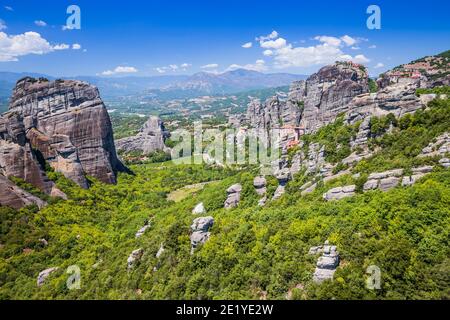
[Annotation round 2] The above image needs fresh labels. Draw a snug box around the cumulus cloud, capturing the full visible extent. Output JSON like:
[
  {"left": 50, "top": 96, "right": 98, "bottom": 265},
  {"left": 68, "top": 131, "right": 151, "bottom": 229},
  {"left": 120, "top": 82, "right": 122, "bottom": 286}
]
[
  {"left": 201, "top": 63, "right": 219, "bottom": 69},
  {"left": 225, "top": 59, "right": 267, "bottom": 72},
  {"left": 314, "top": 36, "right": 342, "bottom": 47},
  {"left": 72, "top": 43, "right": 81, "bottom": 50},
  {"left": 260, "top": 37, "right": 287, "bottom": 50},
  {"left": 256, "top": 30, "right": 278, "bottom": 42},
  {"left": 242, "top": 42, "right": 252, "bottom": 49},
  {"left": 0, "top": 31, "right": 64, "bottom": 61},
  {"left": 180, "top": 63, "right": 191, "bottom": 68},
  {"left": 101, "top": 66, "right": 138, "bottom": 76},
  {"left": 254, "top": 31, "right": 370, "bottom": 69},
  {"left": 340, "top": 35, "right": 357, "bottom": 46},
  {"left": 34, "top": 20, "right": 47, "bottom": 27},
  {"left": 374, "top": 62, "right": 385, "bottom": 69}
]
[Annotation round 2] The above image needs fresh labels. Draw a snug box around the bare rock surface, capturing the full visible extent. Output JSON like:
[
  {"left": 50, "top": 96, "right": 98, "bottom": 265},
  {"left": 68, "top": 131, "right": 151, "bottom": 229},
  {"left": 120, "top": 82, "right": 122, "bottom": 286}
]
[
  {"left": 0, "top": 77, "right": 128, "bottom": 208},
  {"left": 224, "top": 184, "right": 242, "bottom": 209},
  {"left": 116, "top": 116, "right": 170, "bottom": 155}
]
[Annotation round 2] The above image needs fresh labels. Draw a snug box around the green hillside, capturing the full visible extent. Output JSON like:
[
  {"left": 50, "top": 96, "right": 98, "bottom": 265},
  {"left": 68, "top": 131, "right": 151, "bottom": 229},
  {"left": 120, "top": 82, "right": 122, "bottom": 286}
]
[{"left": 0, "top": 95, "right": 449, "bottom": 300}]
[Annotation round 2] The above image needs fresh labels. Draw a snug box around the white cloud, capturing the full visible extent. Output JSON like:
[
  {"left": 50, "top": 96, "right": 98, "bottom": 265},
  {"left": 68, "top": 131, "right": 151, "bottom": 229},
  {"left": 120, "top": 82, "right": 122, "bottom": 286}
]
[
  {"left": 0, "top": 31, "right": 58, "bottom": 61},
  {"left": 256, "top": 30, "right": 278, "bottom": 42},
  {"left": 255, "top": 32, "right": 371, "bottom": 69},
  {"left": 368, "top": 45, "right": 377, "bottom": 49},
  {"left": 225, "top": 59, "right": 267, "bottom": 72},
  {"left": 340, "top": 35, "right": 357, "bottom": 46},
  {"left": 4, "top": 6, "right": 13, "bottom": 11},
  {"left": 155, "top": 67, "right": 166, "bottom": 74},
  {"left": 201, "top": 63, "right": 219, "bottom": 69},
  {"left": 314, "top": 36, "right": 341, "bottom": 47},
  {"left": 101, "top": 66, "right": 138, "bottom": 76},
  {"left": 169, "top": 64, "right": 178, "bottom": 70},
  {"left": 242, "top": 42, "right": 253, "bottom": 49},
  {"left": 260, "top": 37, "right": 287, "bottom": 49},
  {"left": 351, "top": 46, "right": 360, "bottom": 50},
  {"left": 72, "top": 43, "right": 81, "bottom": 50},
  {"left": 0, "top": 20, "right": 6, "bottom": 31},
  {"left": 374, "top": 62, "right": 385, "bottom": 69},
  {"left": 180, "top": 63, "right": 191, "bottom": 68},
  {"left": 34, "top": 20, "right": 47, "bottom": 27},
  {"left": 352, "top": 54, "right": 370, "bottom": 64},
  {"left": 53, "top": 43, "right": 69, "bottom": 50}
]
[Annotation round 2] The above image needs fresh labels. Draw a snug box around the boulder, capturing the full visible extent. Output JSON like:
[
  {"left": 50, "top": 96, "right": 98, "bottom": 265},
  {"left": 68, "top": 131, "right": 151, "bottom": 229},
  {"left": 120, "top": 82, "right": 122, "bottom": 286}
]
[
  {"left": 253, "top": 176, "right": 267, "bottom": 196},
  {"left": 192, "top": 202, "right": 206, "bottom": 214},
  {"left": 224, "top": 184, "right": 242, "bottom": 209},
  {"left": 439, "top": 157, "right": 450, "bottom": 168},
  {"left": 190, "top": 216, "right": 214, "bottom": 252},
  {"left": 312, "top": 241, "right": 340, "bottom": 283},
  {"left": 37, "top": 267, "right": 59, "bottom": 287},
  {"left": 127, "top": 248, "right": 144, "bottom": 270},
  {"left": 135, "top": 224, "right": 151, "bottom": 238}
]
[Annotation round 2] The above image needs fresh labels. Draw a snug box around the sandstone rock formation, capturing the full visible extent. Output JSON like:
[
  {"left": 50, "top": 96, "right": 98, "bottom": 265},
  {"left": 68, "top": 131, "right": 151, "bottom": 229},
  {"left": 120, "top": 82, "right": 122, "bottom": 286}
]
[
  {"left": 296, "top": 62, "right": 369, "bottom": 133},
  {"left": 0, "top": 175, "right": 47, "bottom": 210},
  {"left": 0, "top": 77, "right": 128, "bottom": 208},
  {"left": 190, "top": 216, "right": 214, "bottom": 252},
  {"left": 224, "top": 183, "right": 242, "bottom": 209},
  {"left": 116, "top": 116, "right": 170, "bottom": 155}
]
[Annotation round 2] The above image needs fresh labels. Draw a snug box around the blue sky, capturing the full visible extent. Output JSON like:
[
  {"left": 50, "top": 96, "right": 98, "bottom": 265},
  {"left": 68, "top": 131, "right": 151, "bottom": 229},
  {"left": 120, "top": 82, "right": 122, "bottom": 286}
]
[{"left": 0, "top": 0, "right": 449, "bottom": 77}]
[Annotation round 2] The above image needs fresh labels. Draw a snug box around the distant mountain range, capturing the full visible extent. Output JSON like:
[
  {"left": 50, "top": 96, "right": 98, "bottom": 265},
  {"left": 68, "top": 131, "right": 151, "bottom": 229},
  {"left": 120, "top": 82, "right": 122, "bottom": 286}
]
[{"left": 0, "top": 69, "right": 307, "bottom": 106}]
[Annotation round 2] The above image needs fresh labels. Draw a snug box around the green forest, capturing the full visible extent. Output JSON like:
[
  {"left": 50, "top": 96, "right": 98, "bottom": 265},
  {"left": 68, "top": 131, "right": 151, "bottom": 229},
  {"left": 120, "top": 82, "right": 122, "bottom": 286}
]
[{"left": 0, "top": 95, "right": 449, "bottom": 300}]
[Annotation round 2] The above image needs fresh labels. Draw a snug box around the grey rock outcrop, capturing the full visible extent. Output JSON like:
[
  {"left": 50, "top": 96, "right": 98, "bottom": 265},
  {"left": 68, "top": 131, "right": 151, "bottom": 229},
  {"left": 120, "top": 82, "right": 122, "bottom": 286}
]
[
  {"left": 309, "top": 241, "right": 340, "bottom": 283},
  {"left": 439, "top": 157, "right": 450, "bottom": 168},
  {"left": 0, "top": 77, "right": 128, "bottom": 208},
  {"left": 116, "top": 116, "right": 170, "bottom": 155},
  {"left": 323, "top": 185, "right": 356, "bottom": 201},
  {"left": 224, "top": 184, "right": 242, "bottom": 209},
  {"left": 190, "top": 216, "right": 214, "bottom": 252},
  {"left": 127, "top": 248, "right": 144, "bottom": 270},
  {"left": 297, "top": 62, "right": 369, "bottom": 133},
  {"left": 253, "top": 176, "right": 267, "bottom": 206},
  {"left": 419, "top": 132, "right": 450, "bottom": 158},
  {"left": 37, "top": 267, "right": 59, "bottom": 287},
  {"left": 135, "top": 223, "right": 151, "bottom": 238},
  {"left": 192, "top": 202, "right": 206, "bottom": 214},
  {"left": 363, "top": 169, "right": 403, "bottom": 192}
]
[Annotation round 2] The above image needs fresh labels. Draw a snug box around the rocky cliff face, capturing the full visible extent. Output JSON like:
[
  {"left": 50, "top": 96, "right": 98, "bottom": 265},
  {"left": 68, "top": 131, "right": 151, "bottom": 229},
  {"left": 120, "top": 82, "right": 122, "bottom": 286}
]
[
  {"left": 116, "top": 116, "right": 170, "bottom": 155},
  {"left": 296, "top": 61, "right": 369, "bottom": 132},
  {"left": 238, "top": 61, "right": 369, "bottom": 134},
  {"left": 0, "top": 77, "right": 127, "bottom": 208}
]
